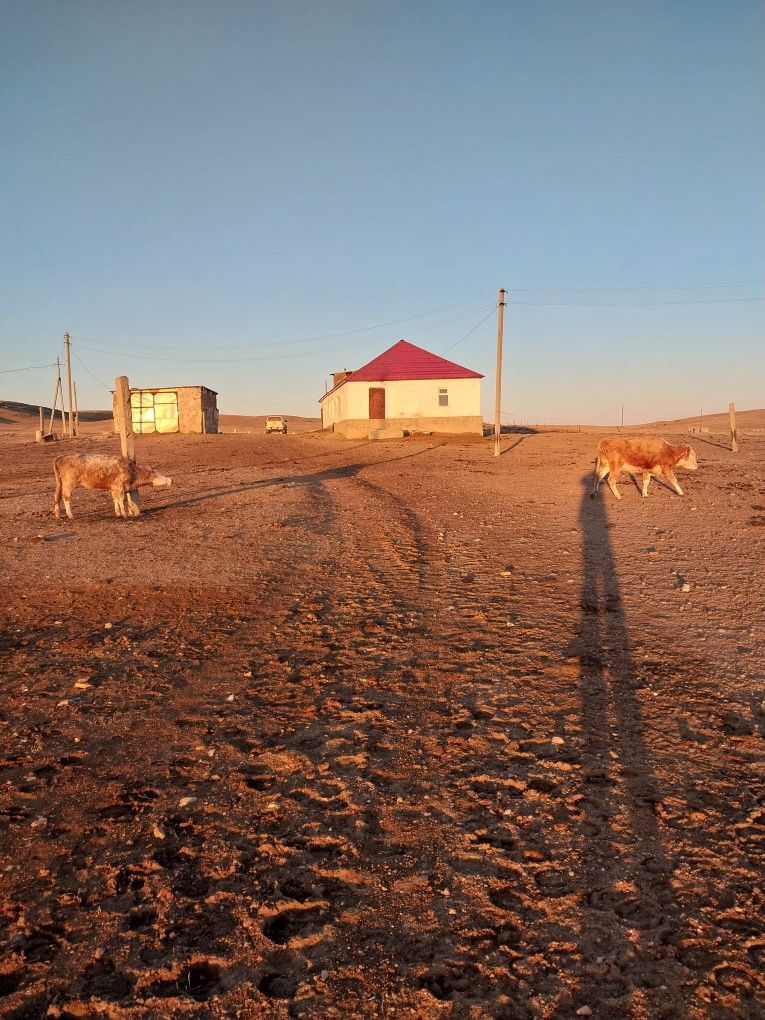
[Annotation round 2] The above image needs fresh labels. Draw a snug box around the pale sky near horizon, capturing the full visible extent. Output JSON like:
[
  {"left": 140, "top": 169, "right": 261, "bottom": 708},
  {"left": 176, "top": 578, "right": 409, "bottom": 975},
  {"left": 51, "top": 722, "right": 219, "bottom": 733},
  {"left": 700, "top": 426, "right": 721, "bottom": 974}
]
[{"left": 1, "top": 1, "right": 763, "bottom": 425}]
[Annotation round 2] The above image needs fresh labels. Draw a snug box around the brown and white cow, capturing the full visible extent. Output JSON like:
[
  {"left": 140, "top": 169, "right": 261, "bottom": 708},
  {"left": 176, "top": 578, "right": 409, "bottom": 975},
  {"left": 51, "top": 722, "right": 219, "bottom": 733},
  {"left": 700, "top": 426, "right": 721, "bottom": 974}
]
[
  {"left": 53, "top": 454, "right": 172, "bottom": 519},
  {"left": 592, "top": 436, "right": 698, "bottom": 500}
]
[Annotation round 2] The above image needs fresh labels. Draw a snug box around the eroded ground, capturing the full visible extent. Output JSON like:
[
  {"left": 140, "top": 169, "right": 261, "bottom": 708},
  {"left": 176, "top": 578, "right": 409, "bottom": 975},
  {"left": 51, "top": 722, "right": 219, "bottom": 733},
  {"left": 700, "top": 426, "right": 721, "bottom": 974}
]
[{"left": 1, "top": 425, "right": 763, "bottom": 1019}]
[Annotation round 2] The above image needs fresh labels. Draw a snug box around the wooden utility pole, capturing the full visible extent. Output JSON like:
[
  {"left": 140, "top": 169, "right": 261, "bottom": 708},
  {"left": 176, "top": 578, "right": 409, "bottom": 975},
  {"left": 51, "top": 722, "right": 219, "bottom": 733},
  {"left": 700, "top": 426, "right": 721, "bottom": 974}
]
[
  {"left": 73, "top": 382, "right": 80, "bottom": 435},
  {"left": 729, "top": 402, "right": 739, "bottom": 453},
  {"left": 49, "top": 359, "right": 64, "bottom": 435},
  {"left": 114, "top": 375, "right": 135, "bottom": 460},
  {"left": 63, "top": 332, "right": 75, "bottom": 437},
  {"left": 493, "top": 288, "right": 506, "bottom": 457}
]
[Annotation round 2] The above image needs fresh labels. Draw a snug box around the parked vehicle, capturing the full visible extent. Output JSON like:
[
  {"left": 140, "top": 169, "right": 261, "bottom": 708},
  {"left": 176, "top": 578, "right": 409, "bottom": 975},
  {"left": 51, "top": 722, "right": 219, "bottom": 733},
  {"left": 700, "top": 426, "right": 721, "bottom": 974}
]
[{"left": 265, "top": 416, "right": 288, "bottom": 434}]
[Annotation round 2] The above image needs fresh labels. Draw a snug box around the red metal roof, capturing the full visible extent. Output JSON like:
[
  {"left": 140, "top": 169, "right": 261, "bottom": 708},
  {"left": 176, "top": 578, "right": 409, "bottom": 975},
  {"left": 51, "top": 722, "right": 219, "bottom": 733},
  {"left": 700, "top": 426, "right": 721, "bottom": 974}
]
[{"left": 342, "top": 339, "right": 483, "bottom": 383}]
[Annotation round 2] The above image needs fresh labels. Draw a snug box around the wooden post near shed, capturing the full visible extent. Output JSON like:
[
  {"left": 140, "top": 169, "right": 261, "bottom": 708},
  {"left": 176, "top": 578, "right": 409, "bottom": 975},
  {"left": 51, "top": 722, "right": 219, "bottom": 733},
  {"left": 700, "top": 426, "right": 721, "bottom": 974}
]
[
  {"left": 73, "top": 382, "right": 80, "bottom": 436},
  {"left": 114, "top": 375, "right": 135, "bottom": 460},
  {"left": 493, "top": 287, "right": 506, "bottom": 457},
  {"left": 729, "top": 402, "right": 738, "bottom": 453}
]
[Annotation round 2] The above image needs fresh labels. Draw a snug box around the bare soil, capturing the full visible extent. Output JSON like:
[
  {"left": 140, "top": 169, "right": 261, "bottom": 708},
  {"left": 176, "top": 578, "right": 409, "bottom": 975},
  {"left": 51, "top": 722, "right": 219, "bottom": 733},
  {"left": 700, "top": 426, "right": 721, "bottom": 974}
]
[{"left": 1, "top": 417, "right": 763, "bottom": 1019}]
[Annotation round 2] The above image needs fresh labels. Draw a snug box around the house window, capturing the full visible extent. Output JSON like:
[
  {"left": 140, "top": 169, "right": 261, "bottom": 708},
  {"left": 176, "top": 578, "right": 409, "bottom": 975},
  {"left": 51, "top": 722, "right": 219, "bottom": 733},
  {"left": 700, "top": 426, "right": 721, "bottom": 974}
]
[{"left": 438, "top": 387, "right": 449, "bottom": 407}]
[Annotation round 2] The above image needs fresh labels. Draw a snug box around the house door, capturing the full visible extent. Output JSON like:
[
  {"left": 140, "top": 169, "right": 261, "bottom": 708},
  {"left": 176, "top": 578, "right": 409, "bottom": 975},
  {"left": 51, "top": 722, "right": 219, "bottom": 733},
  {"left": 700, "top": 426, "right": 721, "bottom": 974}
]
[{"left": 369, "top": 387, "right": 385, "bottom": 419}]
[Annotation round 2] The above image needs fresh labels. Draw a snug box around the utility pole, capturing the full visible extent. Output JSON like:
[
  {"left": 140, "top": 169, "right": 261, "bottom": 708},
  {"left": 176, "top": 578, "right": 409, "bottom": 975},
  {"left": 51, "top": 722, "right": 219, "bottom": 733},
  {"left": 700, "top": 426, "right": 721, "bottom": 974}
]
[
  {"left": 64, "top": 332, "right": 75, "bottom": 437},
  {"left": 493, "top": 288, "right": 506, "bottom": 457},
  {"left": 49, "top": 358, "right": 64, "bottom": 435}
]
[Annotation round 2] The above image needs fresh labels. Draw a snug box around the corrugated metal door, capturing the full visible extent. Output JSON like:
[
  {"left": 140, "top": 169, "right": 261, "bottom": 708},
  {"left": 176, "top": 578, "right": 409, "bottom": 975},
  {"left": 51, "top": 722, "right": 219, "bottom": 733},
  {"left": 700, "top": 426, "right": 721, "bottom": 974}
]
[
  {"left": 130, "top": 391, "right": 179, "bottom": 434},
  {"left": 154, "top": 391, "right": 179, "bottom": 433}
]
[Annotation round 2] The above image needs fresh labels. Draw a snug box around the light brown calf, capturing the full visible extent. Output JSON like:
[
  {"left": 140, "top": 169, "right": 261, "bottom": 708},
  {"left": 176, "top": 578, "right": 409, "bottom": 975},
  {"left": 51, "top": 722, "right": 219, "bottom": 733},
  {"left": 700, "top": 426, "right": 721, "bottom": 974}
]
[
  {"left": 53, "top": 454, "right": 172, "bottom": 519},
  {"left": 592, "top": 436, "right": 698, "bottom": 500}
]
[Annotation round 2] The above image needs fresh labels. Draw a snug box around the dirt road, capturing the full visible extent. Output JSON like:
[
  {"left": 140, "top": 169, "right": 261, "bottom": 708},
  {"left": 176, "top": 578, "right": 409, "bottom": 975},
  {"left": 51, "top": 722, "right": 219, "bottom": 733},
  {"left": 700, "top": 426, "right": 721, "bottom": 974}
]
[{"left": 1, "top": 425, "right": 763, "bottom": 1018}]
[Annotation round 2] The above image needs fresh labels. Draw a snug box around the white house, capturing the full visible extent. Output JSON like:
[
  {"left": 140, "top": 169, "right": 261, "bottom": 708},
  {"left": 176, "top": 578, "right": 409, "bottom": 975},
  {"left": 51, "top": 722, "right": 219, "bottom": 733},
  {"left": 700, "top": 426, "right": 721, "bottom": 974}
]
[{"left": 319, "top": 339, "right": 484, "bottom": 438}]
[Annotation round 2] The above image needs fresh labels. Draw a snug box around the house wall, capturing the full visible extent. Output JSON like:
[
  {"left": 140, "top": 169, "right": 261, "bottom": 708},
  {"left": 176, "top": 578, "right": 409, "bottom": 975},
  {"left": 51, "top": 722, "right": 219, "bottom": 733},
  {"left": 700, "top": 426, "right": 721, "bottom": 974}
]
[{"left": 320, "top": 377, "right": 482, "bottom": 434}]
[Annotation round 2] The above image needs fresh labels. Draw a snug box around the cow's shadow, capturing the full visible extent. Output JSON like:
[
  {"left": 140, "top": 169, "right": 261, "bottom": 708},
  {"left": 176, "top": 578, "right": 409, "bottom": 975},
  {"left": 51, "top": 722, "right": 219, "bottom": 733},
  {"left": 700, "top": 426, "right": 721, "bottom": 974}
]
[{"left": 147, "top": 444, "right": 441, "bottom": 514}]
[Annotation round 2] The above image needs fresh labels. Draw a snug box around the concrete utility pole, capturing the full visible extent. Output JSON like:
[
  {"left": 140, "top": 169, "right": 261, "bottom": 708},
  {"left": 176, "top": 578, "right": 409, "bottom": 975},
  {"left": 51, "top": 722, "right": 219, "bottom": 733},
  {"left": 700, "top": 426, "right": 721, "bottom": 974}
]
[
  {"left": 493, "top": 288, "right": 506, "bottom": 458},
  {"left": 64, "top": 332, "right": 75, "bottom": 437}
]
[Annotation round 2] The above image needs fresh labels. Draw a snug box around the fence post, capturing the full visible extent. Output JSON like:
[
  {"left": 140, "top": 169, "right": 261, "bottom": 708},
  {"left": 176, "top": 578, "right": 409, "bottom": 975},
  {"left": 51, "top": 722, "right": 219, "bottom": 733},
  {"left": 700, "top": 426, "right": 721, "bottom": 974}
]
[
  {"left": 114, "top": 376, "right": 135, "bottom": 460},
  {"left": 729, "top": 402, "right": 738, "bottom": 453}
]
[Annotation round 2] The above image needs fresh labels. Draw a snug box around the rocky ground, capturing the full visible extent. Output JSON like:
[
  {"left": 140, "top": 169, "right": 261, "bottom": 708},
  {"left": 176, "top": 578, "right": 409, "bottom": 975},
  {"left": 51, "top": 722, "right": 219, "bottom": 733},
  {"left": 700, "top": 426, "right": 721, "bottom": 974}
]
[{"left": 0, "top": 419, "right": 763, "bottom": 1019}]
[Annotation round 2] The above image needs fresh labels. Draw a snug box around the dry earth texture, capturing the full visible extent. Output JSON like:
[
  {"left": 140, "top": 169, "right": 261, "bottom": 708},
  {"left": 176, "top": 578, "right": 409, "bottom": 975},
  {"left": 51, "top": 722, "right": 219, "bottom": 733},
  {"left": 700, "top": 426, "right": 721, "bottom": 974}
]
[{"left": 1, "top": 410, "right": 764, "bottom": 1020}]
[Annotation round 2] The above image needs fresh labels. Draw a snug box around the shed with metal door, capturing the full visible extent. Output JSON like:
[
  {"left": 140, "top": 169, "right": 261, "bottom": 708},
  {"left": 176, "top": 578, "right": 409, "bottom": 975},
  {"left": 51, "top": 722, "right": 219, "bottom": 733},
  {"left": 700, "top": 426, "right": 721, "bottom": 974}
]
[{"left": 112, "top": 385, "right": 219, "bottom": 435}]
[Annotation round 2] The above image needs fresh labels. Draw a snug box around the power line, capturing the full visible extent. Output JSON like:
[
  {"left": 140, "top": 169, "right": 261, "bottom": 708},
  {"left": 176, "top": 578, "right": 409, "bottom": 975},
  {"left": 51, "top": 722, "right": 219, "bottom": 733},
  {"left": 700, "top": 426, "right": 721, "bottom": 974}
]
[
  {"left": 72, "top": 351, "right": 112, "bottom": 392},
  {"left": 74, "top": 304, "right": 498, "bottom": 364},
  {"left": 511, "top": 280, "right": 765, "bottom": 293},
  {"left": 510, "top": 296, "right": 765, "bottom": 307},
  {"left": 70, "top": 291, "right": 497, "bottom": 353},
  {"left": 442, "top": 307, "right": 497, "bottom": 355},
  {"left": 0, "top": 362, "right": 55, "bottom": 374}
]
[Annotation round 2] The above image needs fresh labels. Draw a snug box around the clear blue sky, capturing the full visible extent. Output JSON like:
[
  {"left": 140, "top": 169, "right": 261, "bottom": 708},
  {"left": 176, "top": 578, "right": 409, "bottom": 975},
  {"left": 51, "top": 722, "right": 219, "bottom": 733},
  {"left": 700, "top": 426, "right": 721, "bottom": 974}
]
[{"left": 1, "top": 0, "right": 763, "bottom": 424}]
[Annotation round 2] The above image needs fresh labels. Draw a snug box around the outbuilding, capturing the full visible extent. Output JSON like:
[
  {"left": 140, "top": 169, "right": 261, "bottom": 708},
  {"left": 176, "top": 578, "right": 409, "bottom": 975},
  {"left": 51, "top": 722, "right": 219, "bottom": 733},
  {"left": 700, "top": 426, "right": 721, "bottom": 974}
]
[
  {"left": 113, "top": 385, "right": 219, "bottom": 435},
  {"left": 319, "top": 340, "right": 483, "bottom": 438}
]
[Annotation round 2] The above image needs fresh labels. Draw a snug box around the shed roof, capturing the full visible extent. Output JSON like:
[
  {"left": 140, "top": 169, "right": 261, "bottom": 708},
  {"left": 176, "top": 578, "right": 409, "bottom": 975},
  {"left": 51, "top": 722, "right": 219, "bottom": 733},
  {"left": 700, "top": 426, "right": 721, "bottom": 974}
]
[{"left": 334, "top": 339, "right": 483, "bottom": 388}]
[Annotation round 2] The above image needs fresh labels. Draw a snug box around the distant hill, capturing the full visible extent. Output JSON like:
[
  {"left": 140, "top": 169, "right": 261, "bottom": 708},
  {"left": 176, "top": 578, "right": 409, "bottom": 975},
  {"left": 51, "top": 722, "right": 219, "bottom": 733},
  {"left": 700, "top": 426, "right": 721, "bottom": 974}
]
[{"left": 0, "top": 400, "right": 112, "bottom": 423}]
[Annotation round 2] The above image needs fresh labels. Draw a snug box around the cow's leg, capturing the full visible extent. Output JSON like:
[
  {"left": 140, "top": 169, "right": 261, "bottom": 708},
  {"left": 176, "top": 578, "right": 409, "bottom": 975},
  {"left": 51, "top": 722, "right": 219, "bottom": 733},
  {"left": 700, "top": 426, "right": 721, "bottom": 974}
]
[
  {"left": 112, "top": 486, "right": 127, "bottom": 517},
  {"left": 605, "top": 462, "right": 622, "bottom": 500},
  {"left": 641, "top": 472, "right": 652, "bottom": 497},
  {"left": 592, "top": 458, "right": 610, "bottom": 496},
  {"left": 126, "top": 490, "right": 141, "bottom": 517},
  {"left": 61, "top": 482, "right": 74, "bottom": 520},
  {"left": 53, "top": 474, "right": 62, "bottom": 519},
  {"left": 665, "top": 469, "right": 683, "bottom": 496}
]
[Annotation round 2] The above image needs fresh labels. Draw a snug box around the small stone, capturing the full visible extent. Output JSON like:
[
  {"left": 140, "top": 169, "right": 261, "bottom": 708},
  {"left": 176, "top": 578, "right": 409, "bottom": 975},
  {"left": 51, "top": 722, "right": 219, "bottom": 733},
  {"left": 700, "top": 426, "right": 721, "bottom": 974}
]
[
  {"left": 178, "top": 796, "right": 197, "bottom": 807},
  {"left": 551, "top": 736, "right": 565, "bottom": 746},
  {"left": 56, "top": 699, "right": 69, "bottom": 708},
  {"left": 104, "top": 622, "right": 113, "bottom": 629},
  {"left": 226, "top": 694, "right": 235, "bottom": 702},
  {"left": 31, "top": 816, "right": 47, "bottom": 828},
  {"left": 681, "top": 582, "right": 691, "bottom": 593},
  {"left": 500, "top": 569, "right": 513, "bottom": 577},
  {"left": 152, "top": 824, "right": 166, "bottom": 840},
  {"left": 73, "top": 681, "right": 91, "bottom": 690},
  {"left": 576, "top": 1008, "right": 593, "bottom": 1017}
]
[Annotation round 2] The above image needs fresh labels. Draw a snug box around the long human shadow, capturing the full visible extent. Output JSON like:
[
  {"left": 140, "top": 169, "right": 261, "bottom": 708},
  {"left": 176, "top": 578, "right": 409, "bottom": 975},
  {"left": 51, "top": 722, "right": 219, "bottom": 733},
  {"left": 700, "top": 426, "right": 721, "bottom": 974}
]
[
  {"left": 573, "top": 475, "right": 685, "bottom": 1008},
  {"left": 150, "top": 444, "right": 441, "bottom": 513}
]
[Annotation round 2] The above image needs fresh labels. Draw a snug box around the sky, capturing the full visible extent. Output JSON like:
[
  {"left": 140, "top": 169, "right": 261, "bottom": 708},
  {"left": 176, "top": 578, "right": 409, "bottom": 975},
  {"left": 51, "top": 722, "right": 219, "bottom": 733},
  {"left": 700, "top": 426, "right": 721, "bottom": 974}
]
[{"left": 1, "top": 0, "right": 763, "bottom": 425}]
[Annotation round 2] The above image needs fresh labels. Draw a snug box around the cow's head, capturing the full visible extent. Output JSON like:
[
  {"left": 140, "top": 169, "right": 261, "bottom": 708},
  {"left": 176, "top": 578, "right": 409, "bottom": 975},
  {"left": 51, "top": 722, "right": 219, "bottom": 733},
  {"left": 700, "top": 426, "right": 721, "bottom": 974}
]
[
  {"left": 135, "top": 465, "right": 172, "bottom": 488},
  {"left": 678, "top": 446, "right": 698, "bottom": 470}
]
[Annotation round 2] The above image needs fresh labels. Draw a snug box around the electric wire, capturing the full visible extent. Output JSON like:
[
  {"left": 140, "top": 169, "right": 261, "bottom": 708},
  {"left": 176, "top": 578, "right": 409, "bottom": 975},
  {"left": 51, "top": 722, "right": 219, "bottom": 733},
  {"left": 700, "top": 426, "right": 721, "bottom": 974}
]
[
  {"left": 441, "top": 307, "right": 497, "bottom": 355},
  {"left": 72, "top": 351, "right": 112, "bottom": 392},
  {"left": 74, "top": 304, "right": 498, "bottom": 364},
  {"left": 0, "top": 362, "right": 55, "bottom": 374}
]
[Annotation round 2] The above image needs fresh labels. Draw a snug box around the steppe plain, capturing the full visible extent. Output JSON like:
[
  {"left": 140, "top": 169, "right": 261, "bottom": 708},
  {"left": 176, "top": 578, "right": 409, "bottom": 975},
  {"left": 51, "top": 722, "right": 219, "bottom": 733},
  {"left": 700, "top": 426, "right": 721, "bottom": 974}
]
[{"left": 1, "top": 407, "right": 763, "bottom": 1019}]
